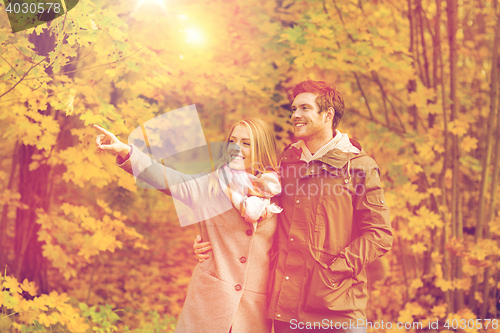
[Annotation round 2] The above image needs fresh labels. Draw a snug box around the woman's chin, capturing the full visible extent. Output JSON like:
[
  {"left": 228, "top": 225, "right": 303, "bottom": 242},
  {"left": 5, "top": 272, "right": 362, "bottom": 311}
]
[{"left": 228, "top": 161, "right": 245, "bottom": 170}]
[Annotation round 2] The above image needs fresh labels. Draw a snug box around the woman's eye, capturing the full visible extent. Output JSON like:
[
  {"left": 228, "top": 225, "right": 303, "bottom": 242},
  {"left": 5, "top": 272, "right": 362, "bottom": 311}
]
[{"left": 243, "top": 143, "right": 250, "bottom": 146}]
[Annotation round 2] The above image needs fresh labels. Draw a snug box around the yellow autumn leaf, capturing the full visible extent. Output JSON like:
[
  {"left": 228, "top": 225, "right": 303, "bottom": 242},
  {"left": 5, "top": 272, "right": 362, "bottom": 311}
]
[
  {"left": 432, "top": 252, "right": 443, "bottom": 263},
  {"left": 433, "top": 143, "right": 445, "bottom": 153},
  {"left": 416, "top": 141, "right": 435, "bottom": 162},
  {"left": 3, "top": 276, "right": 22, "bottom": 294},
  {"left": 20, "top": 279, "right": 38, "bottom": 297},
  {"left": 436, "top": 278, "right": 454, "bottom": 291},
  {"left": 410, "top": 278, "right": 423, "bottom": 290},
  {"left": 410, "top": 242, "right": 428, "bottom": 254},
  {"left": 416, "top": 206, "right": 443, "bottom": 228},
  {"left": 30, "top": 296, "right": 49, "bottom": 311},
  {"left": 489, "top": 217, "right": 500, "bottom": 236},
  {"left": 431, "top": 304, "right": 447, "bottom": 318},
  {"left": 37, "top": 313, "right": 57, "bottom": 327},
  {"left": 17, "top": 298, "right": 32, "bottom": 312},
  {"left": 448, "top": 119, "right": 469, "bottom": 136},
  {"left": 404, "top": 163, "right": 423, "bottom": 178},
  {"left": 454, "top": 278, "right": 471, "bottom": 290},
  {"left": 427, "top": 187, "right": 442, "bottom": 196},
  {"left": 460, "top": 136, "right": 478, "bottom": 153}
]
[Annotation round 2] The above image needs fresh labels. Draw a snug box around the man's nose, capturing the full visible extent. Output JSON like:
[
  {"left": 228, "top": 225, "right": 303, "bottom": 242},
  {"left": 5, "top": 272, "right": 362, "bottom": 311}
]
[{"left": 291, "top": 110, "right": 302, "bottom": 119}]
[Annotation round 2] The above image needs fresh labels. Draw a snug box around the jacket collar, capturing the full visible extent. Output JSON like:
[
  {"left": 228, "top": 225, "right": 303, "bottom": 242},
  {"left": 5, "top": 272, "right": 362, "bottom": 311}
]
[{"left": 282, "top": 138, "right": 365, "bottom": 170}]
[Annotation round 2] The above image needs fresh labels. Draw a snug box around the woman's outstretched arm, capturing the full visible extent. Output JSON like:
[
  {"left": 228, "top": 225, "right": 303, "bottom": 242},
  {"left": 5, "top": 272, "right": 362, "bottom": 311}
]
[
  {"left": 94, "top": 124, "right": 212, "bottom": 210},
  {"left": 94, "top": 124, "right": 172, "bottom": 196}
]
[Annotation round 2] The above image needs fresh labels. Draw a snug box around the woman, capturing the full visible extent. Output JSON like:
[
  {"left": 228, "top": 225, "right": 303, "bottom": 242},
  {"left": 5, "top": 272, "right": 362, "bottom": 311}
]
[{"left": 94, "top": 118, "right": 281, "bottom": 333}]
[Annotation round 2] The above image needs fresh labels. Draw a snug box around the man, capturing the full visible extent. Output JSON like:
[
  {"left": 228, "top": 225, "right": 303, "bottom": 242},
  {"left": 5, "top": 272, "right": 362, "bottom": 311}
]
[
  {"left": 194, "top": 80, "right": 392, "bottom": 332},
  {"left": 269, "top": 80, "right": 392, "bottom": 332}
]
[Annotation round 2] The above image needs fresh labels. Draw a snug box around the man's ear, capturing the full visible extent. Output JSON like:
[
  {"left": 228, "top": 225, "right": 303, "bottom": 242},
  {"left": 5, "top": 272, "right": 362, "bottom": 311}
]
[{"left": 325, "top": 107, "right": 335, "bottom": 122}]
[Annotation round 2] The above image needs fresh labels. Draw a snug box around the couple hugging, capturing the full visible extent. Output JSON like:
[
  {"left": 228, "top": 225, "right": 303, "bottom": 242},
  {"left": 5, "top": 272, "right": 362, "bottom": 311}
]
[{"left": 95, "top": 80, "right": 393, "bottom": 333}]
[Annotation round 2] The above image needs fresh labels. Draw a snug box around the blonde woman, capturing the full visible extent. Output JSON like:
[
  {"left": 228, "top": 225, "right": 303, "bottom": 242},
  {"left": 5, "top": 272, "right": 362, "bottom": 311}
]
[{"left": 94, "top": 118, "right": 281, "bottom": 333}]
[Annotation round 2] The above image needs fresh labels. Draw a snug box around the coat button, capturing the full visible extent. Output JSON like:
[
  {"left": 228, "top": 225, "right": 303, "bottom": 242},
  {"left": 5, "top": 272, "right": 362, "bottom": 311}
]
[
  {"left": 235, "top": 284, "right": 242, "bottom": 291},
  {"left": 344, "top": 178, "right": 349, "bottom": 184},
  {"left": 276, "top": 314, "right": 281, "bottom": 319},
  {"left": 296, "top": 199, "right": 299, "bottom": 204},
  {"left": 246, "top": 229, "right": 253, "bottom": 236},
  {"left": 311, "top": 169, "right": 314, "bottom": 173},
  {"left": 290, "top": 237, "right": 294, "bottom": 242},
  {"left": 285, "top": 276, "right": 290, "bottom": 280},
  {"left": 381, "top": 200, "right": 384, "bottom": 204},
  {"left": 239, "top": 257, "right": 247, "bottom": 263}
]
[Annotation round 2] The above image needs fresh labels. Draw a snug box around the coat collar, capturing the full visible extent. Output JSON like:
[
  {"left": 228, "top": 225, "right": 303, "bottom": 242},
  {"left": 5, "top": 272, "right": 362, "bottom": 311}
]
[{"left": 281, "top": 139, "right": 365, "bottom": 170}]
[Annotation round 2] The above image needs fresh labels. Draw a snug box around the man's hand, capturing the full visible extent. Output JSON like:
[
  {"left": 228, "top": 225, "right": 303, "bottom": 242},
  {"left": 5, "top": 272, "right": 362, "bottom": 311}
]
[
  {"left": 94, "top": 125, "right": 130, "bottom": 158},
  {"left": 193, "top": 235, "right": 212, "bottom": 263}
]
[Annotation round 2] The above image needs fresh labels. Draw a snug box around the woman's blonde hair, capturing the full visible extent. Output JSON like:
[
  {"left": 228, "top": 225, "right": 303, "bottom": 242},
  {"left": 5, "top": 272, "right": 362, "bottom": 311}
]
[{"left": 208, "top": 118, "right": 279, "bottom": 196}]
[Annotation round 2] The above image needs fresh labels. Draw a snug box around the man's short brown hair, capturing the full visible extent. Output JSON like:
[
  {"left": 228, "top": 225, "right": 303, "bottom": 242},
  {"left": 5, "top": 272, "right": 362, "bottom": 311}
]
[{"left": 292, "top": 80, "right": 345, "bottom": 131}]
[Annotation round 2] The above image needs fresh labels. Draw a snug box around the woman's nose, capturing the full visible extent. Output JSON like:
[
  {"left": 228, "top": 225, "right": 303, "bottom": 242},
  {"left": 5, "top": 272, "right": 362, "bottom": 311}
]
[{"left": 228, "top": 143, "right": 240, "bottom": 153}]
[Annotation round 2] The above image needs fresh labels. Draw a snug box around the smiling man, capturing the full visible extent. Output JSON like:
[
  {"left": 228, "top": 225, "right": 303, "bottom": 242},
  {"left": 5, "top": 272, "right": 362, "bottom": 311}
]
[{"left": 269, "top": 80, "right": 393, "bottom": 332}]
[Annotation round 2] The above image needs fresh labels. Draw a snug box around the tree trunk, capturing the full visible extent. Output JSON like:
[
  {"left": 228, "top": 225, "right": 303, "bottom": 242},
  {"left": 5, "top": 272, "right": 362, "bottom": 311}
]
[
  {"left": 470, "top": 0, "right": 500, "bottom": 311},
  {"left": 0, "top": 142, "right": 19, "bottom": 270},
  {"left": 12, "top": 24, "right": 57, "bottom": 293},
  {"left": 481, "top": 7, "right": 500, "bottom": 315},
  {"left": 14, "top": 144, "right": 51, "bottom": 293},
  {"left": 436, "top": 0, "right": 452, "bottom": 314},
  {"left": 455, "top": 192, "right": 464, "bottom": 310},
  {"left": 407, "top": 0, "right": 418, "bottom": 131},
  {"left": 446, "top": 0, "right": 459, "bottom": 314},
  {"left": 416, "top": 0, "right": 431, "bottom": 88}
]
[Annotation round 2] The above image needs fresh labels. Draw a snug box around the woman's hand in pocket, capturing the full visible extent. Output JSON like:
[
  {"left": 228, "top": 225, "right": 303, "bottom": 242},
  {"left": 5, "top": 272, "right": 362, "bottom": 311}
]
[{"left": 193, "top": 235, "right": 212, "bottom": 263}]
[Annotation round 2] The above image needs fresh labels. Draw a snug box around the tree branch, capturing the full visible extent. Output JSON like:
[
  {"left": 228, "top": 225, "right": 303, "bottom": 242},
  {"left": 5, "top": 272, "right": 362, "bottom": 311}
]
[
  {"left": 371, "top": 71, "right": 407, "bottom": 133},
  {"left": 23, "top": 48, "right": 143, "bottom": 81},
  {"left": 352, "top": 71, "right": 374, "bottom": 120},
  {"left": 0, "top": 54, "right": 20, "bottom": 76},
  {"left": 347, "top": 107, "right": 406, "bottom": 136},
  {"left": 0, "top": 57, "right": 48, "bottom": 100}
]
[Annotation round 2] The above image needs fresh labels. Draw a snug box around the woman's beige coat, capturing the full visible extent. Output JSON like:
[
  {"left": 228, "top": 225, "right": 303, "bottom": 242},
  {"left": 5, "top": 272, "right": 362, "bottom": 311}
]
[{"left": 117, "top": 146, "right": 276, "bottom": 333}]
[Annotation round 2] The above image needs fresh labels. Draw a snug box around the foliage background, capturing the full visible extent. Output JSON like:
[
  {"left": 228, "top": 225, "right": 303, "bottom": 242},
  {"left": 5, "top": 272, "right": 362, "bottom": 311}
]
[{"left": 1, "top": 0, "right": 500, "bottom": 331}]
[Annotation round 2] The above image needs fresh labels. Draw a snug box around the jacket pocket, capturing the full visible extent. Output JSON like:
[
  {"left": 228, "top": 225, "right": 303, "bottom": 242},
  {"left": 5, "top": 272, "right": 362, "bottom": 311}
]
[
  {"left": 304, "top": 261, "right": 355, "bottom": 313},
  {"left": 366, "top": 189, "right": 385, "bottom": 207}
]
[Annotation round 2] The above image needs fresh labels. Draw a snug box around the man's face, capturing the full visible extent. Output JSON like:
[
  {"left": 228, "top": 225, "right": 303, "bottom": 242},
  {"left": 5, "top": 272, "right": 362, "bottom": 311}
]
[{"left": 291, "top": 92, "right": 330, "bottom": 141}]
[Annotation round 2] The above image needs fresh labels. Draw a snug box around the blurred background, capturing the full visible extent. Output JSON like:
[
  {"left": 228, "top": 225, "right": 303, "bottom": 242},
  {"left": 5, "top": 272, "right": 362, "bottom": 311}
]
[{"left": 0, "top": 0, "right": 499, "bottom": 331}]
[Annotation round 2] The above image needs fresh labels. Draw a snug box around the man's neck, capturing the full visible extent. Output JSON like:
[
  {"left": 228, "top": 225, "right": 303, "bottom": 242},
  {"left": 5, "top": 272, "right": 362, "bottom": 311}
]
[{"left": 303, "top": 131, "right": 336, "bottom": 154}]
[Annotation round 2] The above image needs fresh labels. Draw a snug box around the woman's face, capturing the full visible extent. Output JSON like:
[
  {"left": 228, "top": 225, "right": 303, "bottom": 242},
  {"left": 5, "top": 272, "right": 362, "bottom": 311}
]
[{"left": 227, "top": 124, "right": 252, "bottom": 172}]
